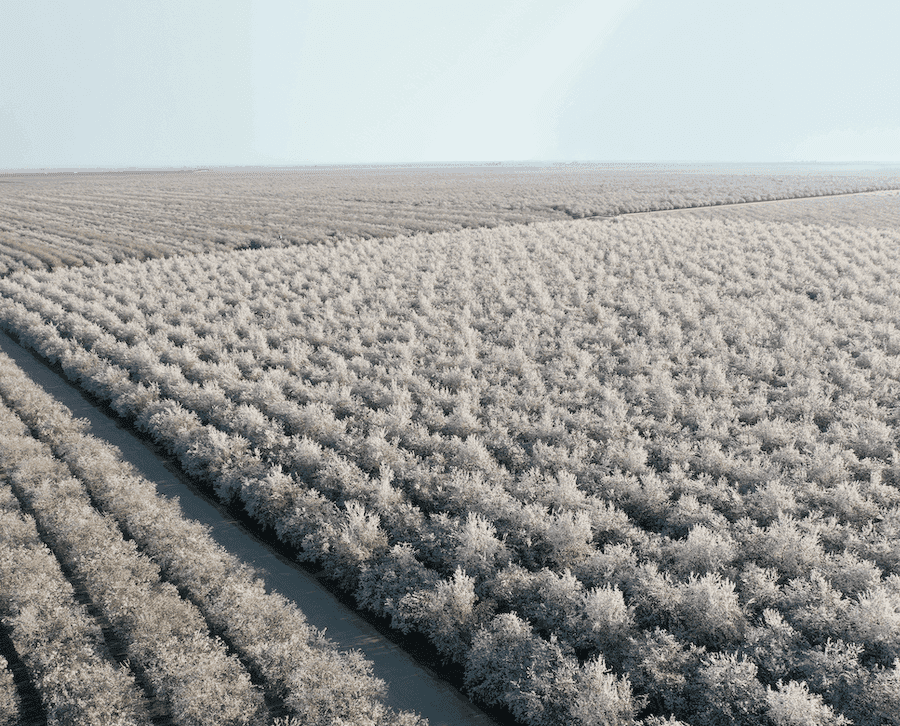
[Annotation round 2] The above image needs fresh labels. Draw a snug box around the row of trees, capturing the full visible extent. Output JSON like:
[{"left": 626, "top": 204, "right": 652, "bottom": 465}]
[
  {"left": 0, "top": 658, "right": 16, "bottom": 726},
  {"left": 0, "top": 396, "right": 270, "bottom": 725},
  {"left": 0, "top": 472, "right": 150, "bottom": 726},
  {"left": 2, "top": 212, "right": 900, "bottom": 723},
  {"left": 0, "top": 350, "right": 427, "bottom": 726}
]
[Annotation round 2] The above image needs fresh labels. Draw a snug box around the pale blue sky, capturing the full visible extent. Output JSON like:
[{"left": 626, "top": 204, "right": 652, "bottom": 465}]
[{"left": 1, "top": 0, "right": 898, "bottom": 169}]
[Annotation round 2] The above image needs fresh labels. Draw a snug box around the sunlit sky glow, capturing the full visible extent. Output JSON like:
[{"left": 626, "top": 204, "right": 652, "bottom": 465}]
[{"left": 1, "top": 0, "right": 898, "bottom": 169}]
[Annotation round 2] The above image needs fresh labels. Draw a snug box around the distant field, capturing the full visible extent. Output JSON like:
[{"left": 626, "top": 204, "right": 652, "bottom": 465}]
[
  {"left": 654, "top": 188, "right": 900, "bottom": 229},
  {"left": 1, "top": 163, "right": 899, "bottom": 275},
  {"left": 1, "top": 168, "right": 900, "bottom": 726}
]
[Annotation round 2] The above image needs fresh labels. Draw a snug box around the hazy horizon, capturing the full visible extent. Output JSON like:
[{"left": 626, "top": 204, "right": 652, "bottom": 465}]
[{"left": 2, "top": 1, "right": 898, "bottom": 170}]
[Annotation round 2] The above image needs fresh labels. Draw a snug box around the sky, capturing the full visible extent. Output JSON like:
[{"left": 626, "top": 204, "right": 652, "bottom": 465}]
[{"left": 1, "top": 0, "right": 898, "bottom": 169}]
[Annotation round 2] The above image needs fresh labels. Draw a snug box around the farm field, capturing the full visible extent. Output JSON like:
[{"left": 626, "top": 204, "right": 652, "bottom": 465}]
[
  {"left": 1, "top": 166, "right": 900, "bottom": 726},
  {"left": 1, "top": 163, "right": 899, "bottom": 275},
  {"left": 650, "top": 189, "right": 900, "bottom": 229}
]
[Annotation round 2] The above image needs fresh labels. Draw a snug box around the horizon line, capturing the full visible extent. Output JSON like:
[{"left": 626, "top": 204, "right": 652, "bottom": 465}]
[{"left": 4, "top": 159, "right": 900, "bottom": 176}]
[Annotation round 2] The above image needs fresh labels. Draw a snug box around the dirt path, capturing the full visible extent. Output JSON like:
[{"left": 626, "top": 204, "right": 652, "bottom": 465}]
[{"left": 0, "top": 329, "right": 499, "bottom": 726}]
